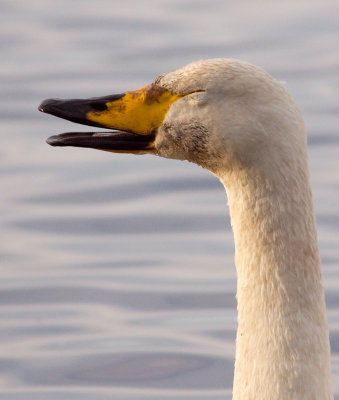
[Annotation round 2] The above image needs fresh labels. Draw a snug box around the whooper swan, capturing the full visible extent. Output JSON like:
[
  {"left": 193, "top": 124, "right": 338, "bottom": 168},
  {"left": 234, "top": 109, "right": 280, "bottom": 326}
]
[{"left": 39, "top": 58, "right": 333, "bottom": 400}]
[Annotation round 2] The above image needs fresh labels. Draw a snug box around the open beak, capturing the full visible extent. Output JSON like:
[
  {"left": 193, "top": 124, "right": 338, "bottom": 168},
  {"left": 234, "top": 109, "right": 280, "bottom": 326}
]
[{"left": 39, "top": 84, "right": 182, "bottom": 153}]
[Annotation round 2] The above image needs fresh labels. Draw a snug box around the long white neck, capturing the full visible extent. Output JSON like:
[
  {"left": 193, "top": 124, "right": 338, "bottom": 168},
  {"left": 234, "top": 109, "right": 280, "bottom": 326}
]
[{"left": 220, "top": 150, "right": 333, "bottom": 399}]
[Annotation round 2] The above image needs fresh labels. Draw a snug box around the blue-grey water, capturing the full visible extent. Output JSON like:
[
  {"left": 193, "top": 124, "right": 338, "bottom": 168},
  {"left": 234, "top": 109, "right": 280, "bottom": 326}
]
[{"left": 1, "top": 1, "right": 339, "bottom": 398}]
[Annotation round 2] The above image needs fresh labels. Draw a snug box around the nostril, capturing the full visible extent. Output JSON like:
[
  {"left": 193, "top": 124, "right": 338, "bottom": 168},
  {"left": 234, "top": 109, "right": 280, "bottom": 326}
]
[
  {"left": 89, "top": 101, "right": 108, "bottom": 112},
  {"left": 89, "top": 93, "right": 125, "bottom": 111}
]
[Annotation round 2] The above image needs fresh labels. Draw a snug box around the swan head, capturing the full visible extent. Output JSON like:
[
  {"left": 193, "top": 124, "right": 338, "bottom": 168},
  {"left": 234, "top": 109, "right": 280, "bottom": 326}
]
[{"left": 39, "top": 58, "right": 305, "bottom": 178}]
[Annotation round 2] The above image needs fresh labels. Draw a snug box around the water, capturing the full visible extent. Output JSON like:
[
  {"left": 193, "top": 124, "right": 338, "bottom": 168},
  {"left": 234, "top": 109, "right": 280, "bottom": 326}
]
[{"left": 1, "top": 0, "right": 339, "bottom": 398}]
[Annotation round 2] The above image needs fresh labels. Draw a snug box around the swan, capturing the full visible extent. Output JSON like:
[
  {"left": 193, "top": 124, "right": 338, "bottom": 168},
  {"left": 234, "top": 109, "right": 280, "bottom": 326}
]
[{"left": 39, "top": 58, "right": 333, "bottom": 399}]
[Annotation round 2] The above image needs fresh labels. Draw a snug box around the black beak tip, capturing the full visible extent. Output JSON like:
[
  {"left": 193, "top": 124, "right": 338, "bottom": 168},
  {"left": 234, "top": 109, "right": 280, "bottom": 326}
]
[
  {"left": 46, "top": 135, "right": 61, "bottom": 146},
  {"left": 39, "top": 98, "right": 57, "bottom": 113}
]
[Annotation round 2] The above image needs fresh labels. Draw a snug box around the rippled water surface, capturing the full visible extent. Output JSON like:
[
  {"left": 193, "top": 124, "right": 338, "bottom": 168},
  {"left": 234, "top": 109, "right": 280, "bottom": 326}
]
[{"left": 1, "top": 0, "right": 339, "bottom": 398}]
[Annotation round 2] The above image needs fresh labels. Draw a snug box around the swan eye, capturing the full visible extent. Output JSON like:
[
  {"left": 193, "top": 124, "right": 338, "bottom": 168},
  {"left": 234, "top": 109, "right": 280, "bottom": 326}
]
[{"left": 180, "top": 90, "right": 207, "bottom": 107}]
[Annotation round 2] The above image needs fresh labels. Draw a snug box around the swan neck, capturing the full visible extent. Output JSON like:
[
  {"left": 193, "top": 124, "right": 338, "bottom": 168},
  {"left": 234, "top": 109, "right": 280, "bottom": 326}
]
[{"left": 220, "top": 166, "right": 333, "bottom": 399}]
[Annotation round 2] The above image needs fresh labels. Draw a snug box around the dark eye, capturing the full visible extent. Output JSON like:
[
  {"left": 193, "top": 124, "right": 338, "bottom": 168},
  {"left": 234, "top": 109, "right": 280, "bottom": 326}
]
[{"left": 187, "top": 91, "right": 207, "bottom": 106}]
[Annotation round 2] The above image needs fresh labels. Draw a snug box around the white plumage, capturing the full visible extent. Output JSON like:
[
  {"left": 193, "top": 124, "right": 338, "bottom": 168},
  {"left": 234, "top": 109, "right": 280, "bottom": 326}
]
[
  {"left": 155, "top": 59, "right": 333, "bottom": 399},
  {"left": 41, "top": 58, "right": 333, "bottom": 399}
]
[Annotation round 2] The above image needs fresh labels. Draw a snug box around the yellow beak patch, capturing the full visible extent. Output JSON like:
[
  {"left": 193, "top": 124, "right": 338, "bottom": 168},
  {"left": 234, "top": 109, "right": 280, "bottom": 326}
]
[{"left": 86, "top": 84, "right": 182, "bottom": 135}]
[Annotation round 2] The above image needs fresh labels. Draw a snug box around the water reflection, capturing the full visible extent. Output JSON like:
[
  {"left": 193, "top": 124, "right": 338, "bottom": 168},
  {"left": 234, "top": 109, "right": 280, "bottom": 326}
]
[{"left": 1, "top": 0, "right": 339, "bottom": 398}]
